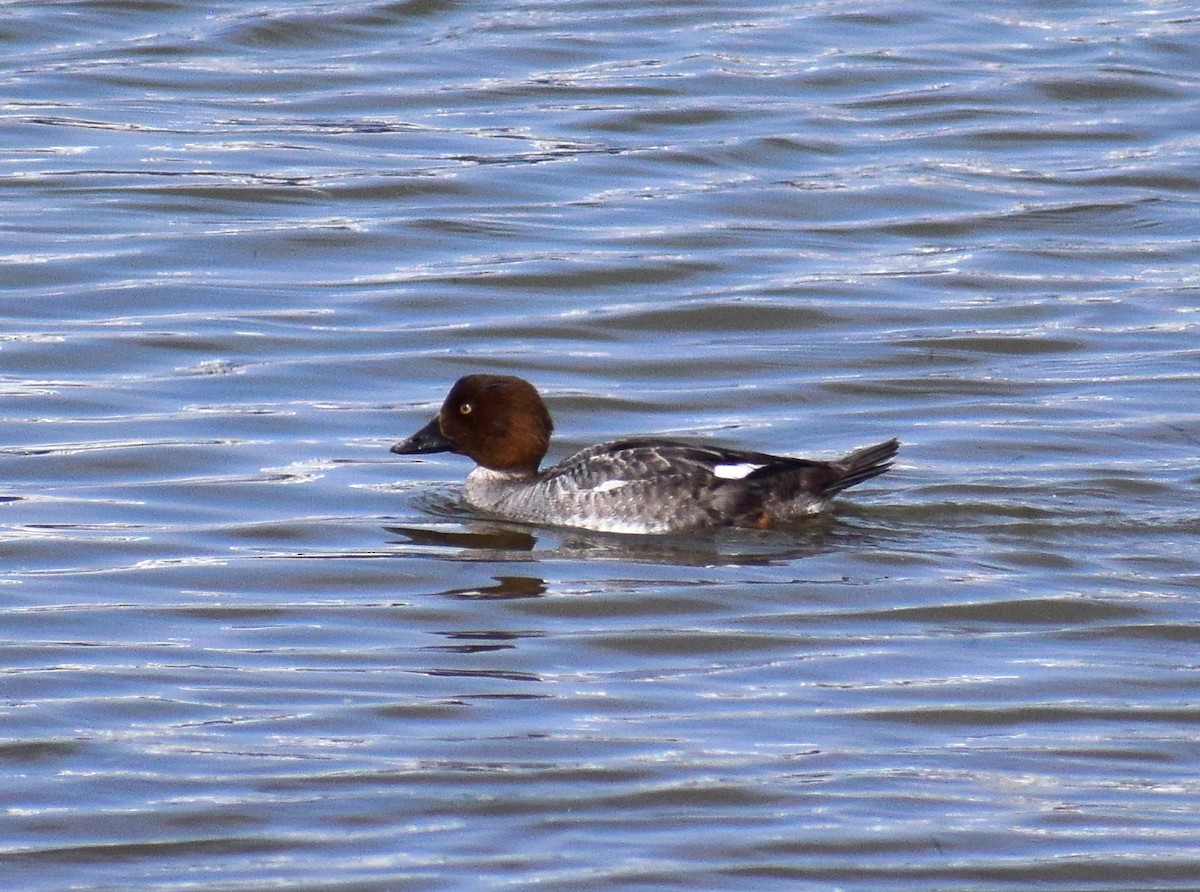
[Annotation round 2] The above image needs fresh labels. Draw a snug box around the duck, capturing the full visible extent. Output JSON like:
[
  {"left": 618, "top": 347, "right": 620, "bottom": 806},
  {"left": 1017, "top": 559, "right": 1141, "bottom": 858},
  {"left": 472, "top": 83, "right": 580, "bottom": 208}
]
[{"left": 391, "top": 374, "right": 898, "bottom": 534}]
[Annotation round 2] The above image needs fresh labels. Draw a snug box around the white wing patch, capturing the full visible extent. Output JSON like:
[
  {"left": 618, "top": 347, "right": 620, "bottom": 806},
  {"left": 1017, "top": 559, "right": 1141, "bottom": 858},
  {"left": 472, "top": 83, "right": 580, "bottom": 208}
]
[
  {"left": 712, "top": 462, "right": 765, "bottom": 480},
  {"left": 592, "top": 479, "right": 631, "bottom": 493}
]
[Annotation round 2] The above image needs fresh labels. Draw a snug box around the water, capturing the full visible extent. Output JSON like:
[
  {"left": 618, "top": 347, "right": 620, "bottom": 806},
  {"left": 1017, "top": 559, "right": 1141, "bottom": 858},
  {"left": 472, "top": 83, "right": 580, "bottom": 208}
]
[{"left": 4, "top": 1, "right": 1200, "bottom": 889}]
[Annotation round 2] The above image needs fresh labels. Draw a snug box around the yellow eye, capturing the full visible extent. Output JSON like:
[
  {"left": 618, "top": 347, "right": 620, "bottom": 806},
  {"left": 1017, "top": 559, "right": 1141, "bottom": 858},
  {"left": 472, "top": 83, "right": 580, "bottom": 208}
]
[{"left": 459, "top": 402, "right": 472, "bottom": 415}]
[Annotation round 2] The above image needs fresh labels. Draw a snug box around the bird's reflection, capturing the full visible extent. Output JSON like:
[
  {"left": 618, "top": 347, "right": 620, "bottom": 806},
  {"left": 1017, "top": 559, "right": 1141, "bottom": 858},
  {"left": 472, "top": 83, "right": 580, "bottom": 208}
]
[
  {"left": 423, "top": 626, "right": 543, "bottom": 654},
  {"left": 386, "top": 523, "right": 537, "bottom": 552},
  {"left": 386, "top": 510, "right": 894, "bottom": 567},
  {"left": 443, "top": 575, "right": 547, "bottom": 600}
]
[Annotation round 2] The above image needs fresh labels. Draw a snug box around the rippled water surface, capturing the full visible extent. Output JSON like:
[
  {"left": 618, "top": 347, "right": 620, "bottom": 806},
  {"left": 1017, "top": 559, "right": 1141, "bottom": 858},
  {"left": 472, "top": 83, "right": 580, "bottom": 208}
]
[{"left": 4, "top": 1, "right": 1200, "bottom": 889}]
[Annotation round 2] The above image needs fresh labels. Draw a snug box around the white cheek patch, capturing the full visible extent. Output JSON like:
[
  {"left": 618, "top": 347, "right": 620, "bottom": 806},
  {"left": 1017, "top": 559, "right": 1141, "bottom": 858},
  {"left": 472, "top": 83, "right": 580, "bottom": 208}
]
[
  {"left": 712, "top": 462, "right": 765, "bottom": 480},
  {"left": 592, "top": 479, "right": 631, "bottom": 493}
]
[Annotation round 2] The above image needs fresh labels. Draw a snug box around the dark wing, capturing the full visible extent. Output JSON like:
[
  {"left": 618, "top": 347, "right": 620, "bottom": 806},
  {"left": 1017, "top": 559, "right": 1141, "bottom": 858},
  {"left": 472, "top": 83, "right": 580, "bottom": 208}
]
[
  {"left": 541, "top": 437, "right": 898, "bottom": 530},
  {"left": 551, "top": 437, "right": 898, "bottom": 494},
  {"left": 550, "top": 438, "right": 819, "bottom": 484}
]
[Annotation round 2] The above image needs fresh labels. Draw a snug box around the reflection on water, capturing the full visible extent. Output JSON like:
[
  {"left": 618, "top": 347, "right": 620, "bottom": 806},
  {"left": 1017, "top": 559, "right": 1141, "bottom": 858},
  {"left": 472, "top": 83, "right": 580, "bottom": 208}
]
[
  {"left": 385, "top": 511, "right": 894, "bottom": 568},
  {"left": 387, "top": 522, "right": 540, "bottom": 553},
  {"left": 3, "top": 0, "right": 1200, "bottom": 889},
  {"left": 443, "top": 575, "right": 548, "bottom": 600}
]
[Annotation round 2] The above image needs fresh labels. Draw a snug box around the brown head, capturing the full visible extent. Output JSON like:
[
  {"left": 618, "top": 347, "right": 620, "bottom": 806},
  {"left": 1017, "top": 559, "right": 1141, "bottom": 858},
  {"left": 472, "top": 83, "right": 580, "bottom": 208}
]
[{"left": 391, "top": 374, "right": 554, "bottom": 474}]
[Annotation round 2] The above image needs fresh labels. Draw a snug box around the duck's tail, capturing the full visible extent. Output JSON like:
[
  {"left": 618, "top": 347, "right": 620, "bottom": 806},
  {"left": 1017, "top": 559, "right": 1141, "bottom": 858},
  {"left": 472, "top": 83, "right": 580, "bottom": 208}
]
[{"left": 820, "top": 438, "right": 900, "bottom": 498}]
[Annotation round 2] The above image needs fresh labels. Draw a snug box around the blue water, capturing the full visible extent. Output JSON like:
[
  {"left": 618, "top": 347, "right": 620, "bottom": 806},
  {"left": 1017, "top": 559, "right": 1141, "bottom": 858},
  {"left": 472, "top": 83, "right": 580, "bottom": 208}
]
[{"left": 3, "top": 1, "right": 1200, "bottom": 889}]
